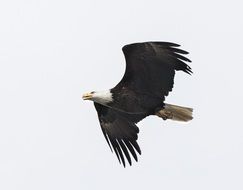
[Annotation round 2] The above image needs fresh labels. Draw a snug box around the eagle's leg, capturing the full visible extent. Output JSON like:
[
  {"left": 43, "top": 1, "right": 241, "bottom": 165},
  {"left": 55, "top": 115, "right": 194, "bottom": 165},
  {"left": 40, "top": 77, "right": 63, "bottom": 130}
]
[
  {"left": 155, "top": 103, "right": 193, "bottom": 122},
  {"left": 155, "top": 109, "right": 173, "bottom": 120}
]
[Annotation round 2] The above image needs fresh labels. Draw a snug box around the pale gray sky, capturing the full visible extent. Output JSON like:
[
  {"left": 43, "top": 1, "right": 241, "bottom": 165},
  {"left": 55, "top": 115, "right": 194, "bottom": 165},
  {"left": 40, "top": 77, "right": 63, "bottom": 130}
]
[{"left": 0, "top": 0, "right": 243, "bottom": 190}]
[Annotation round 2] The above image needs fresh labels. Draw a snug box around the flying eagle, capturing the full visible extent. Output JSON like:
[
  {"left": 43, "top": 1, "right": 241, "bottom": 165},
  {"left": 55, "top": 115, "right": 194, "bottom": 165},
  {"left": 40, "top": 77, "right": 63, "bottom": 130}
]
[{"left": 82, "top": 41, "right": 193, "bottom": 167}]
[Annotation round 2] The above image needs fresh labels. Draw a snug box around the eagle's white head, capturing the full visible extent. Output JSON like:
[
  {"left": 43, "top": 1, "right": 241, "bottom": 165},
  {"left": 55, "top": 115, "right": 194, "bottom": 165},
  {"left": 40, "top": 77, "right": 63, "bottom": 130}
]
[{"left": 82, "top": 90, "right": 113, "bottom": 105}]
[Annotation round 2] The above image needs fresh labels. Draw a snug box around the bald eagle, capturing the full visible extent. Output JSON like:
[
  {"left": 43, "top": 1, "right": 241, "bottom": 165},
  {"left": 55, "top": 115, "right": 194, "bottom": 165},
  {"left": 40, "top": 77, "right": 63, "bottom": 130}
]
[{"left": 82, "top": 42, "right": 193, "bottom": 167}]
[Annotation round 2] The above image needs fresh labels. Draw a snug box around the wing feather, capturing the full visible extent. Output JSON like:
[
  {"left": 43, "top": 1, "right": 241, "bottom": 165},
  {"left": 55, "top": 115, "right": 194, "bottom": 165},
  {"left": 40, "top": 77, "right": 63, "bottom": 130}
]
[
  {"left": 123, "top": 140, "right": 138, "bottom": 161},
  {"left": 118, "top": 139, "right": 132, "bottom": 165}
]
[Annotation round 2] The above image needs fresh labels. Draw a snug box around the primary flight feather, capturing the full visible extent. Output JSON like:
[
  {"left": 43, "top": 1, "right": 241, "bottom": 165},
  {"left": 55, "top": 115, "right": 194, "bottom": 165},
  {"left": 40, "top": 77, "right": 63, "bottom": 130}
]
[{"left": 82, "top": 41, "right": 193, "bottom": 167}]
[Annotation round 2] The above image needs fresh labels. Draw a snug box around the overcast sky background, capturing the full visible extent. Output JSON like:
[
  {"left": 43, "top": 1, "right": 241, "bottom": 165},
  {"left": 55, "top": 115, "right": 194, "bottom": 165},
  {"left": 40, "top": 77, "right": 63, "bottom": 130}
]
[{"left": 0, "top": 0, "right": 243, "bottom": 190}]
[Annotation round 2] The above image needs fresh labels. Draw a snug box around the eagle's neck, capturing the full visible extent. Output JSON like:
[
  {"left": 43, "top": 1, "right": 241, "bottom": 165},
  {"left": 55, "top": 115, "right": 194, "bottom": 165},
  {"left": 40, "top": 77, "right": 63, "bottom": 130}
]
[{"left": 92, "top": 90, "right": 113, "bottom": 105}]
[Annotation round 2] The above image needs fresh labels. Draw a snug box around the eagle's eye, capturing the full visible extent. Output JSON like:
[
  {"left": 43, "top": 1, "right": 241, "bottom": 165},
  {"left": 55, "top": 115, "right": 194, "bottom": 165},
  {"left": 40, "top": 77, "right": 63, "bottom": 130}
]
[{"left": 90, "top": 91, "right": 95, "bottom": 94}]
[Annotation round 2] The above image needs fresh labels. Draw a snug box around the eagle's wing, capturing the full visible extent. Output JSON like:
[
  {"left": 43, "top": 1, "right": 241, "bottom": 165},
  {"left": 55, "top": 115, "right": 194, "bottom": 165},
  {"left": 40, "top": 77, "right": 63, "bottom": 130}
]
[
  {"left": 94, "top": 102, "right": 141, "bottom": 167},
  {"left": 115, "top": 42, "right": 192, "bottom": 97}
]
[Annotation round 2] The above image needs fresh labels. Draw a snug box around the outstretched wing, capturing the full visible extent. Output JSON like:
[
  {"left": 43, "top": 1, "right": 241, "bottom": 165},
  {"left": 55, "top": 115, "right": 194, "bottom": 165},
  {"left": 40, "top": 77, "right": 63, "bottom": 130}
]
[
  {"left": 115, "top": 42, "right": 192, "bottom": 98},
  {"left": 94, "top": 102, "right": 141, "bottom": 167}
]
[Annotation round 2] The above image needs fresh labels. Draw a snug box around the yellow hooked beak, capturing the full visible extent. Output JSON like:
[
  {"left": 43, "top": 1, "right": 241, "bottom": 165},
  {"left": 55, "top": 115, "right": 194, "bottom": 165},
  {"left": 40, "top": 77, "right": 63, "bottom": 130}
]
[{"left": 82, "top": 92, "right": 93, "bottom": 100}]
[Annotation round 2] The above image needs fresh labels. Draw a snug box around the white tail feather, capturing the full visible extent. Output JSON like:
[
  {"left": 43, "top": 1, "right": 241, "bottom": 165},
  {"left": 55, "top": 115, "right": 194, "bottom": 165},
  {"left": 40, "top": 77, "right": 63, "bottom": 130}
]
[{"left": 156, "top": 103, "right": 193, "bottom": 122}]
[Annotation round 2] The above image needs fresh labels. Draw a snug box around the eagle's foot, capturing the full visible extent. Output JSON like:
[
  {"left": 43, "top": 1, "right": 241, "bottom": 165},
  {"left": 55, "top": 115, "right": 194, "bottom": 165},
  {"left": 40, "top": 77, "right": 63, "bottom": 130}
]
[{"left": 156, "top": 109, "right": 173, "bottom": 120}]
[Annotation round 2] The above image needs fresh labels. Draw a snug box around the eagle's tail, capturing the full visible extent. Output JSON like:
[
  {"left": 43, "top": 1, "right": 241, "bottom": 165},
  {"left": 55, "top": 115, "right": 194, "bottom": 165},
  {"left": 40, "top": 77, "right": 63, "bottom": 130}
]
[{"left": 156, "top": 103, "right": 193, "bottom": 122}]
